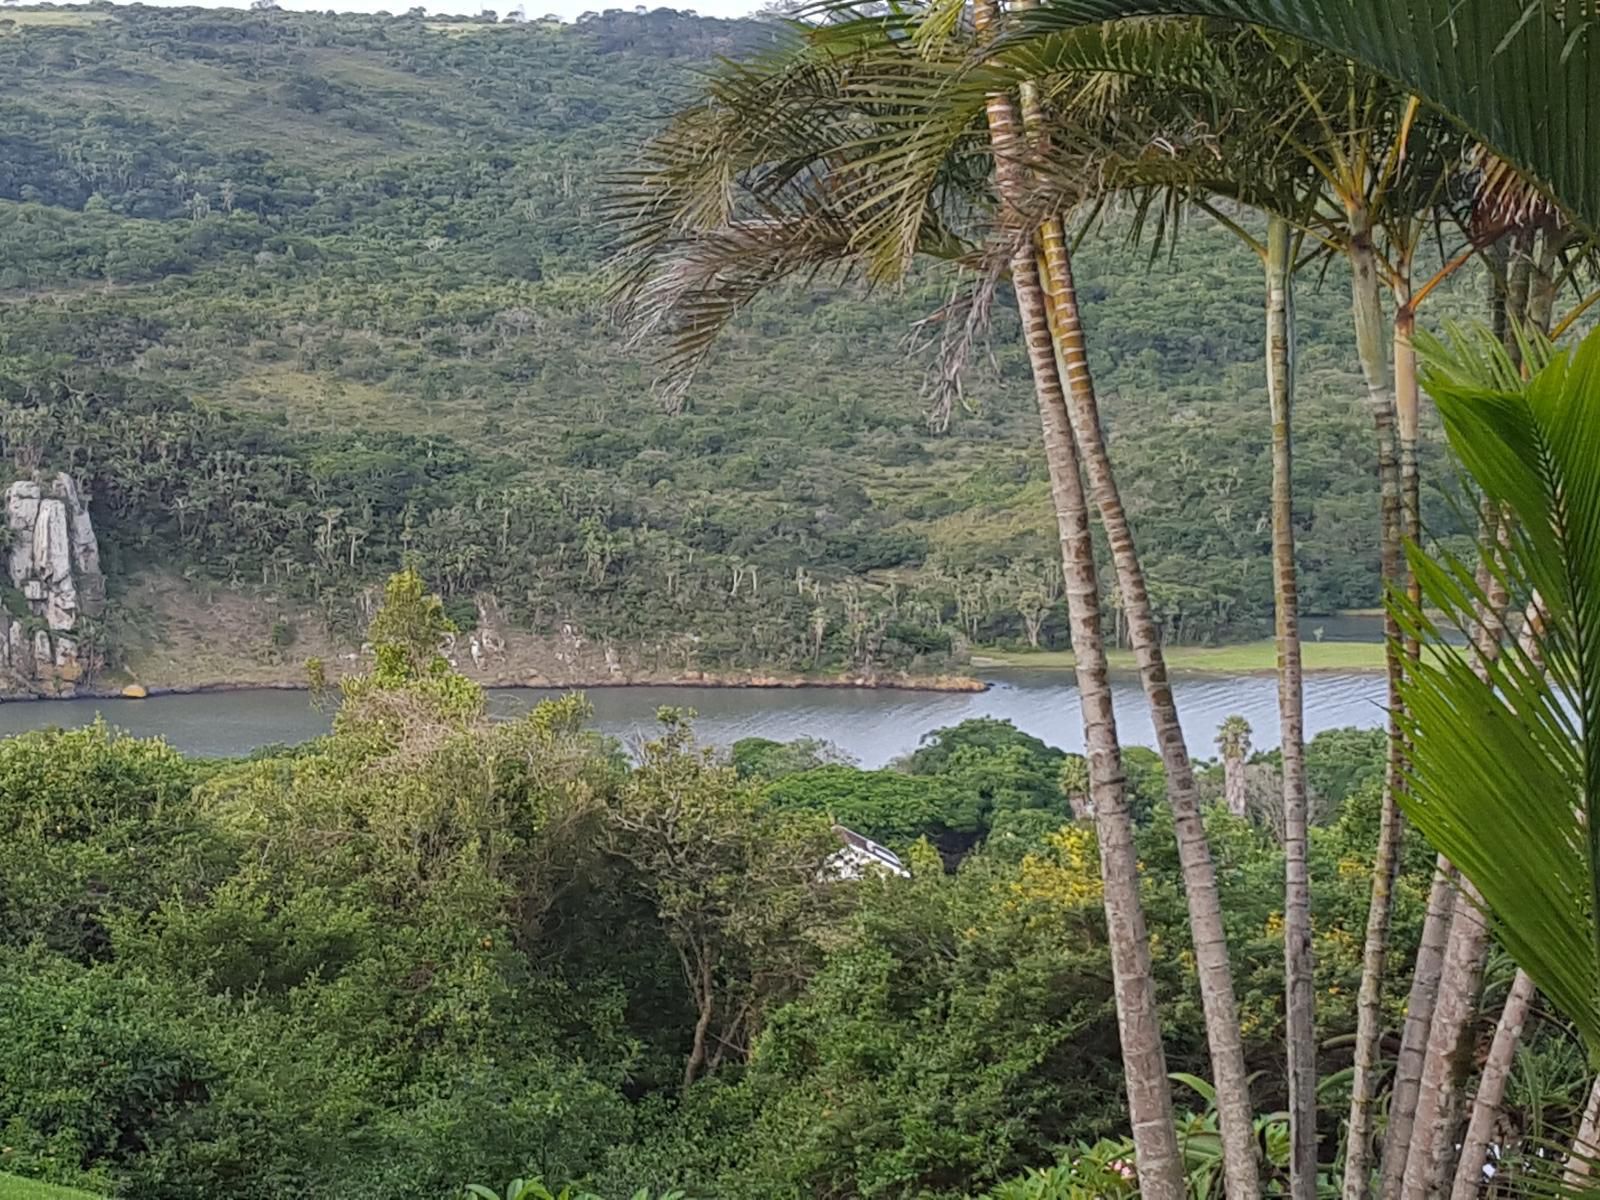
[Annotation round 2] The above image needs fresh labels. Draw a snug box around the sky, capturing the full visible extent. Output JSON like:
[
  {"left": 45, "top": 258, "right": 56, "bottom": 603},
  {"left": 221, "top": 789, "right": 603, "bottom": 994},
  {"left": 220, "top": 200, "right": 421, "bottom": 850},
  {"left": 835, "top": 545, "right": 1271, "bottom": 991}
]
[{"left": 78, "top": 0, "right": 765, "bottom": 22}]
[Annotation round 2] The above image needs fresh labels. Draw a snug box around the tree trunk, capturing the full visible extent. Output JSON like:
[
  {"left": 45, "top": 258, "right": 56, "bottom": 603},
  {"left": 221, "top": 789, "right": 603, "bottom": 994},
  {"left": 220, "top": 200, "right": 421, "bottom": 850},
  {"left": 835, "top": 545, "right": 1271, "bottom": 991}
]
[
  {"left": 1344, "top": 226, "right": 1411, "bottom": 1200},
  {"left": 973, "top": 19, "right": 1183, "bottom": 1194},
  {"left": 1402, "top": 880, "right": 1492, "bottom": 1200},
  {"left": 1381, "top": 864, "right": 1459, "bottom": 1192},
  {"left": 1399, "top": 548, "right": 1515, "bottom": 1197},
  {"left": 1223, "top": 755, "right": 1247, "bottom": 817},
  {"left": 1449, "top": 968, "right": 1536, "bottom": 1200},
  {"left": 1267, "top": 216, "right": 1317, "bottom": 1200},
  {"left": 1021, "top": 241, "right": 1185, "bottom": 1200},
  {"left": 1039, "top": 221, "right": 1259, "bottom": 1200},
  {"left": 682, "top": 947, "right": 714, "bottom": 1094},
  {"left": 1563, "top": 1076, "right": 1600, "bottom": 1192}
]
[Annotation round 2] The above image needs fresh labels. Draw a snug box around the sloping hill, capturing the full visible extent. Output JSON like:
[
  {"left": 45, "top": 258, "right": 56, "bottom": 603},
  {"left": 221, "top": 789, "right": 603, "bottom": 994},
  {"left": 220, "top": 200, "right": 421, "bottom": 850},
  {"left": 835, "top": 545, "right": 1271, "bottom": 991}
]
[{"left": 0, "top": 4, "right": 1463, "bottom": 680}]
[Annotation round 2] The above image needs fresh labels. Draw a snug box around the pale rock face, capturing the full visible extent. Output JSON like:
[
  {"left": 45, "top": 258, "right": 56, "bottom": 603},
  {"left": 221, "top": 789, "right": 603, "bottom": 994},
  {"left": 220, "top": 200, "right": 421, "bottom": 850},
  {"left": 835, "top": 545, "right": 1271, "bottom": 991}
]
[
  {"left": 2, "top": 474, "right": 105, "bottom": 692},
  {"left": 6, "top": 481, "right": 40, "bottom": 531},
  {"left": 54, "top": 635, "right": 81, "bottom": 683},
  {"left": 56, "top": 474, "right": 101, "bottom": 578}
]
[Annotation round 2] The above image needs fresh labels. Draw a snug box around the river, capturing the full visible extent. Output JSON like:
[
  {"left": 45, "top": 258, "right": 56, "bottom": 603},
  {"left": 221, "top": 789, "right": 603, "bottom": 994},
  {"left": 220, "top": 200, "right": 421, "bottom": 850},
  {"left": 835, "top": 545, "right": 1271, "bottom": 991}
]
[{"left": 0, "top": 669, "right": 1387, "bottom": 766}]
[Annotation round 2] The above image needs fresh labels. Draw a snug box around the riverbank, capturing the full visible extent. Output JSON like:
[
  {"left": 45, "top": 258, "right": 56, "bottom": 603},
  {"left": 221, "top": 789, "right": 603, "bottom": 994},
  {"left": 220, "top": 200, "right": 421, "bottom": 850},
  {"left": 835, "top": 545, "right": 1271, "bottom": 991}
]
[
  {"left": 972, "top": 639, "right": 1388, "bottom": 674},
  {"left": 52, "top": 668, "right": 989, "bottom": 704}
]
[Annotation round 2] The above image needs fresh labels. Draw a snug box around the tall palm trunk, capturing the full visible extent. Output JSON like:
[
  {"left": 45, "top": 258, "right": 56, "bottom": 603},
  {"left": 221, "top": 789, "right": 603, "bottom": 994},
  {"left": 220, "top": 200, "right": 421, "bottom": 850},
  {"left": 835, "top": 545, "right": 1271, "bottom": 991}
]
[
  {"left": 1402, "top": 882, "right": 1492, "bottom": 1200},
  {"left": 1015, "top": 54, "right": 1258, "bottom": 1200},
  {"left": 1375, "top": 233, "right": 1545, "bottom": 1196},
  {"left": 1344, "top": 224, "right": 1413, "bottom": 1200},
  {"left": 1266, "top": 215, "right": 1317, "bottom": 1200},
  {"left": 1403, "top": 239, "right": 1554, "bottom": 1198},
  {"left": 973, "top": 14, "right": 1183, "bottom": 1193},
  {"left": 1400, "top": 537, "right": 1517, "bottom": 1198},
  {"left": 1380, "top": 865, "right": 1458, "bottom": 1193},
  {"left": 1449, "top": 968, "right": 1536, "bottom": 1200},
  {"left": 1036, "top": 221, "right": 1260, "bottom": 1200}
]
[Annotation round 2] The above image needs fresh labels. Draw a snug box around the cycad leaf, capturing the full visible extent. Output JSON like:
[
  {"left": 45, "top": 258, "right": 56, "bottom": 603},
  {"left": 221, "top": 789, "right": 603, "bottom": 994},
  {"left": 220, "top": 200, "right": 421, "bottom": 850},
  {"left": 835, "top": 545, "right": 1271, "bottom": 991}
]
[
  {"left": 1396, "top": 326, "right": 1600, "bottom": 1054},
  {"left": 1012, "top": 0, "right": 1600, "bottom": 234}
]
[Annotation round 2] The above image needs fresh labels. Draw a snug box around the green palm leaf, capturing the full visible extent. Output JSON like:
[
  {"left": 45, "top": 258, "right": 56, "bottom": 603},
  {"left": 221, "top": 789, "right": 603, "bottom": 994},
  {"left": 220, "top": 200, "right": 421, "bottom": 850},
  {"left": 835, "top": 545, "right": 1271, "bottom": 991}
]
[
  {"left": 1010, "top": 0, "right": 1600, "bottom": 234},
  {"left": 1394, "top": 325, "right": 1600, "bottom": 1055}
]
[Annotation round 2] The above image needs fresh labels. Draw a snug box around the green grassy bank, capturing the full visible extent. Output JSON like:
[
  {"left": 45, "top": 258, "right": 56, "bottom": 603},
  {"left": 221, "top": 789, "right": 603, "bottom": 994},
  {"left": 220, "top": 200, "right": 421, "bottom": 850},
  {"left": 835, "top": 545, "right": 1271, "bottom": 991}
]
[
  {"left": 972, "top": 639, "right": 1389, "bottom": 674},
  {"left": 0, "top": 1175, "right": 104, "bottom": 1200}
]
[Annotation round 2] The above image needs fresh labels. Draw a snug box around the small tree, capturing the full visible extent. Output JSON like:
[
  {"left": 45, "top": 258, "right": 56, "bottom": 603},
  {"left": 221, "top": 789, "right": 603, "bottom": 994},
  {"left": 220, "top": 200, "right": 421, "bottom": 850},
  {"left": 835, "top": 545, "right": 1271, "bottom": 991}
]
[
  {"left": 366, "top": 567, "right": 455, "bottom": 684},
  {"left": 605, "top": 709, "right": 840, "bottom": 1092}
]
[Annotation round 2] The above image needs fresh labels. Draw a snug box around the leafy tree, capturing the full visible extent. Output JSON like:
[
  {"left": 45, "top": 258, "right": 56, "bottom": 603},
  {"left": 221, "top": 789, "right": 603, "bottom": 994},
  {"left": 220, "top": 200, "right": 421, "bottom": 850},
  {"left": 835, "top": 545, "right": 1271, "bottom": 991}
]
[{"left": 604, "top": 709, "right": 840, "bottom": 1091}]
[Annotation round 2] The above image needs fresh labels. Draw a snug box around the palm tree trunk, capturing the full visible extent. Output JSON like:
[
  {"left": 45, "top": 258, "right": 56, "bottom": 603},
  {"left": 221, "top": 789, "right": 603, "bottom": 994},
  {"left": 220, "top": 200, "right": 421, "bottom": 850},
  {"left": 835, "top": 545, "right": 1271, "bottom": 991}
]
[
  {"left": 973, "top": 16, "right": 1182, "bottom": 1194},
  {"left": 1037, "top": 222, "right": 1260, "bottom": 1200},
  {"left": 1266, "top": 215, "right": 1317, "bottom": 1200},
  {"left": 1378, "top": 865, "right": 1458, "bottom": 1190},
  {"left": 1224, "top": 754, "right": 1247, "bottom": 817},
  {"left": 1448, "top": 968, "right": 1536, "bottom": 1200},
  {"left": 1344, "top": 226, "right": 1411, "bottom": 1200},
  {"left": 1527, "top": 232, "right": 1558, "bottom": 334},
  {"left": 1402, "top": 881, "right": 1492, "bottom": 1200},
  {"left": 1563, "top": 1076, "right": 1600, "bottom": 1192},
  {"left": 1022, "top": 240, "right": 1185, "bottom": 1200},
  {"left": 1013, "top": 54, "right": 1257, "bottom": 1200},
  {"left": 1398, "top": 535, "right": 1516, "bottom": 1199}
]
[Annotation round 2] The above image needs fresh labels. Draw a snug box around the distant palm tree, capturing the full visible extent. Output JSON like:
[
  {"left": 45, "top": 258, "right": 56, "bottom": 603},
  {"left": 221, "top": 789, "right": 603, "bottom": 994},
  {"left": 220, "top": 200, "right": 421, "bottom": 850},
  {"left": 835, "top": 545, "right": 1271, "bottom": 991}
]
[
  {"left": 1215, "top": 715, "right": 1252, "bottom": 819},
  {"left": 1059, "top": 753, "right": 1091, "bottom": 820}
]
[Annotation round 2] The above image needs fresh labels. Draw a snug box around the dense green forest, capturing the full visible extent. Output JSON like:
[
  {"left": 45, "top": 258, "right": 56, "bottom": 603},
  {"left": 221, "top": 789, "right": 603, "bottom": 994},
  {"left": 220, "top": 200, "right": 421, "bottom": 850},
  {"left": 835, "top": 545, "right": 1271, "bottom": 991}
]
[
  {"left": 9, "top": 571, "right": 1547, "bottom": 1199},
  {"left": 0, "top": 3, "right": 1472, "bottom": 676}
]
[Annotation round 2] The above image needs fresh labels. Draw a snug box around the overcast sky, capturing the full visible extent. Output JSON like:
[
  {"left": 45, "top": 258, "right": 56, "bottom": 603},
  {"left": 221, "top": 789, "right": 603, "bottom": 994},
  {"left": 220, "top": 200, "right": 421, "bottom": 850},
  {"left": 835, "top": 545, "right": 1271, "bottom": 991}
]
[{"left": 85, "top": 0, "right": 765, "bottom": 23}]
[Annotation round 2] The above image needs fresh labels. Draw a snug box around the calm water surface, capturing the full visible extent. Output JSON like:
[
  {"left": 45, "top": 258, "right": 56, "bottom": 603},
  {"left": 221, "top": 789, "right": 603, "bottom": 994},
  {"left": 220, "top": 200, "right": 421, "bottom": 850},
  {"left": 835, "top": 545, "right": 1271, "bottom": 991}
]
[{"left": 0, "top": 669, "right": 1387, "bottom": 766}]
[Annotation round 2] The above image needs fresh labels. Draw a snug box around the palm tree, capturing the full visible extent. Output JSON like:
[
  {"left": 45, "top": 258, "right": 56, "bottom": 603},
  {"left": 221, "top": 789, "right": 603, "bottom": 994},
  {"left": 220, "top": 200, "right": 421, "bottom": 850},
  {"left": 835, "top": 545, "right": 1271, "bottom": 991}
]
[
  {"left": 976, "top": 8, "right": 1185, "bottom": 1185},
  {"left": 1059, "top": 753, "right": 1092, "bottom": 820},
  {"left": 1215, "top": 714, "right": 1252, "bottom": 819},
  {"left": 607, "top": 22, "right": 1253, "bottom": 1194},
  {"left": 1449, "top": 966, "right": 1537, "bottom": 1200}
]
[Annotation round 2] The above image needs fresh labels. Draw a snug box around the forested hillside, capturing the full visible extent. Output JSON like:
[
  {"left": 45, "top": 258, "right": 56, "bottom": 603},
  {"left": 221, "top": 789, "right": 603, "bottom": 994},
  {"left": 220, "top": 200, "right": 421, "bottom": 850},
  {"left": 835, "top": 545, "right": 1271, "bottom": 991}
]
[{"left": 0, "top": 3, "right": 1465, "bottom": 678}]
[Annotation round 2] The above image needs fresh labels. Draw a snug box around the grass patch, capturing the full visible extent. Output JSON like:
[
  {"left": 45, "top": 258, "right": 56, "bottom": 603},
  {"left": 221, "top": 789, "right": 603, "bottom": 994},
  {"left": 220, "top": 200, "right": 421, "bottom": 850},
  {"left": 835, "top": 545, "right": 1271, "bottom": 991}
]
[
  {"left": 0, "top": 9, "right": 110, "bottom": 31},
  {"left": 971, "top": 639, "right": 1388, "bottom": 674},
  {"left": 0, "top": 1174, "right": 105, "bottom": 1200}
]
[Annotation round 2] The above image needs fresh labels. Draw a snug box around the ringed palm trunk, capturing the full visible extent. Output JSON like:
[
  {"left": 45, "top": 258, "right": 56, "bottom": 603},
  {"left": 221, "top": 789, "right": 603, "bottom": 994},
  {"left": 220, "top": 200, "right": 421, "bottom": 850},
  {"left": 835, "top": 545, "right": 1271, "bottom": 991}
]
[
  {"left": 1380, "top": 865, "right": 1458, "bottom": 1193},
  {"left": 973, "top": 13, "right": 1183, "bottom": 1193},
  {"left": 1402, "top": 882, "right": 1492, "bottom": 1200},
  {"left": 1266, "top": 215, "right": 1317, "bottom": 1200},
  {"left": 1344, "top": 223, "right": 1419, "bottom": 1200},
  {"left": 1448, "top": 967, "right": 1536, "bottom": 1200},
  {"left": 1013, "top": 47, "right": 1258, "bottom": 1200},
  {"left": 1440, "top": 250, "right": 1554, "bottom": 1198},
  {"left": 1564, "top": 1076, "right": 1600, "bottom": 1193},
  {"left": 1223, "top": 751, "right": 1247, "bottom": 817},
  {"left": 1036, "top": 222, "right": 1261, "bottom": 1200},
  {"left": 1400, "top": 548, "right": 1518, "bottom": 1198}
]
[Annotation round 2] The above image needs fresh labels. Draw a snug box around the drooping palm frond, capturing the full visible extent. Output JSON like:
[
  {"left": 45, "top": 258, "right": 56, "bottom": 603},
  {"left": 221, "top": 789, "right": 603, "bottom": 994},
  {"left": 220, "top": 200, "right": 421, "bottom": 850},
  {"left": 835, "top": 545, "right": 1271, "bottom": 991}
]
[
  {"left": 1393, "top": 326, "right": 1600, "bottom": 1058},
  {"left": 605, "top": 4, "right": 1239, "bottom": 397},
  {"left": 1006, "top": 0, "right": 1600, "bottom": 235}
]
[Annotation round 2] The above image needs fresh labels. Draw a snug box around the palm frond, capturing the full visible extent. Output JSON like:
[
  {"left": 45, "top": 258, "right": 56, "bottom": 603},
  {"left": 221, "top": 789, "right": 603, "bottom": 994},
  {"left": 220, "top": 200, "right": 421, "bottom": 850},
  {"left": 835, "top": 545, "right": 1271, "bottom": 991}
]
[
  {"left": 1394, "top": 326, "right": 1600, "bottom": 1057},
  {"left": 1006, "top": 0, "right": 1599, "bottom": 235}
]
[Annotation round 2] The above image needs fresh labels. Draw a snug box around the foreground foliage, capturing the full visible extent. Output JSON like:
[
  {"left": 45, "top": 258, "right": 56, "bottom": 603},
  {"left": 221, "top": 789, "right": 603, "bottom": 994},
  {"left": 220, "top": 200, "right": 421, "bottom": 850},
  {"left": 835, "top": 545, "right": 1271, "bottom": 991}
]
[{"left": 0, "top": 573, "right": 1458, "bottom": 1198}]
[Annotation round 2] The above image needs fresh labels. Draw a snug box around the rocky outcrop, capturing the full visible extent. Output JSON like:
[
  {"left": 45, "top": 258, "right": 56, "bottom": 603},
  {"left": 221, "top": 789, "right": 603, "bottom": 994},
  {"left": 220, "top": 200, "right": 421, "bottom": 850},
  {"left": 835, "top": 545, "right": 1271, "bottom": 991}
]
[{"left": 1, "top": 474, "right": 104, "bottom": 693}]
